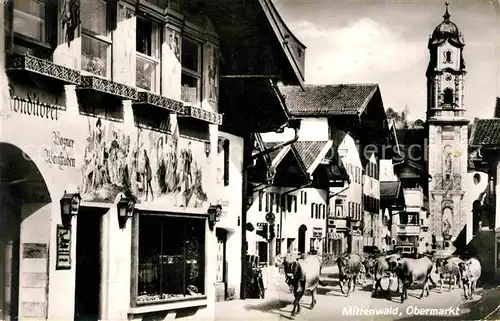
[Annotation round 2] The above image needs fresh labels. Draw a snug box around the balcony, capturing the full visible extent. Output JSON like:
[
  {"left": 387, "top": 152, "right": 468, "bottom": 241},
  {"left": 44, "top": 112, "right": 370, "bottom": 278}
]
[
  {"left": 6, "top": 54, "right": 81, "bottom": 88},
  {"left": 403, "top": 188, "right": 423, "bottom": 210},
  {"left": 396, "top": 224, "right": 420, "bottom": 235}
]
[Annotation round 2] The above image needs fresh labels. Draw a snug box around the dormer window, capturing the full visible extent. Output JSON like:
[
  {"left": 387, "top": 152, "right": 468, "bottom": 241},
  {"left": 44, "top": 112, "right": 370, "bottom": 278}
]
[
  {"left": 136, "top": 17, "right": 161, "bottom": 93},
  {"left": 81, "top": 0, "right": 112, "bottom": 78},
  {"left": 181, "top": 38, "right": 202, "bottom": 104}
]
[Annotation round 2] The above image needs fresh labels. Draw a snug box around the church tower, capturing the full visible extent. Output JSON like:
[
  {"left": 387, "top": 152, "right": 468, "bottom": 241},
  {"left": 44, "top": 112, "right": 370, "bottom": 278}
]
[{"left": 426, "top": 3, "right": 469, "bottom": 252}]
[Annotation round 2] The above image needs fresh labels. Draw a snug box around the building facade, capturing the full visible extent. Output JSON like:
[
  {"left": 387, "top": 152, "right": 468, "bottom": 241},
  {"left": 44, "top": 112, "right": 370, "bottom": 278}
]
[{"left": 0, "top": 0, "right": 305, "bottom": 319}]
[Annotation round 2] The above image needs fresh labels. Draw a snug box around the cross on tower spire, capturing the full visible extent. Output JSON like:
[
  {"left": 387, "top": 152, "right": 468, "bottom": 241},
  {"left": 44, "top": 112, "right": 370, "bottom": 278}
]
[{"left": 443, "top": 2, "right": 451, "bottom": 20}]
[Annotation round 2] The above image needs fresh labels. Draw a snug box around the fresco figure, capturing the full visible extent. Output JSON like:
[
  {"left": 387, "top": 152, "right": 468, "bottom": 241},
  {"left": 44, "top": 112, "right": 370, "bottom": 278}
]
[
  {"left": 443, "top": 219, "right": 451, "bottom": 237},
  {"left": 142, "top": 149, "right": 154, "bottom": 201},
  {"left": 156, "top": 137, "right": 167, "bottom": 193}
]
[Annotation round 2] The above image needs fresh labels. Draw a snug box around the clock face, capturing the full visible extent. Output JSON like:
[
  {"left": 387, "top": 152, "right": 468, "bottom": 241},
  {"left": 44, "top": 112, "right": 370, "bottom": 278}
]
[{"left": 444, "top": 73, "right": 453, "bottom": 83}]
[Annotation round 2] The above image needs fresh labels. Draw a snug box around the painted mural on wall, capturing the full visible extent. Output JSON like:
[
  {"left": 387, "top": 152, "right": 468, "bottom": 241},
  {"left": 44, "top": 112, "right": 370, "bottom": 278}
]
[
  {"left": 80, "top": 117, "right": 208, "bottom": 207},
  {"left": 442, "top": 207, "right": 453, "bottom": 240}
]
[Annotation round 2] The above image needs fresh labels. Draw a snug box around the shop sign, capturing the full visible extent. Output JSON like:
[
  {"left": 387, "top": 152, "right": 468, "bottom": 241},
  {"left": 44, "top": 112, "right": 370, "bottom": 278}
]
[
  {"left": 257, "top": 222, "right": 266, "bottom": 231},
  {"left": 56, "top": 225, "right": 72, "bottom": 270},
  {"left": 10, "top": 88, "right": 61, "bottom": 121},
  {"left": 44, "top": 131, "right": 76, "bottom": 169},
  {"left": 313, "top": 227, "right": 322, "bottom": 238}
]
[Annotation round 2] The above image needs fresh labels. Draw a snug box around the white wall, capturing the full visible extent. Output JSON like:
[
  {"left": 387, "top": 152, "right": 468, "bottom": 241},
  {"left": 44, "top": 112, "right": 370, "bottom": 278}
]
[
  {"left": 380, "top": 159, "right": 398, "bottom": 182},
  {"left": 260, "top": 117, "right": 329, "bottom": 142},
  {"left": 215, "top": 132, "right": 243, "bottom": 297}
]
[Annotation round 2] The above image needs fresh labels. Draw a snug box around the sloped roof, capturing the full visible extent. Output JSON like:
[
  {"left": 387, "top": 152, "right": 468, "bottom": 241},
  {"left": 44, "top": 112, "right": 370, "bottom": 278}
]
[
  {"left": 380, "top": 181, "right": 402, "bottom": 199},
  {"left": 263, "top": 142, "right": 281, "bottom": 162},
  {"left": 293, "top": 141, "right": 328, "bottom": 171},
  {"left": 278, "top": 84, "right": 379, "bottom": 117},
  {"left": 395, "top": 128, "right": 426, "bottom": 167},
  {"left": 469, "top": 118, "right": 500, "bottom": 146}
]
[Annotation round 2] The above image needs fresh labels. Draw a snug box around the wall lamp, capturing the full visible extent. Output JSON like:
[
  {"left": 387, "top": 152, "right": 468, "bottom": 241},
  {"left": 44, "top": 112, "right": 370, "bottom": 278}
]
[
  {"left": 60, "top": 192, "right": 81, "bottom": 228},
  {"left": 208, "top": 204, "right": 222, "bottom": 230},
  {"left": 116, "top": 193, "right": 136, "bottom": 229}
]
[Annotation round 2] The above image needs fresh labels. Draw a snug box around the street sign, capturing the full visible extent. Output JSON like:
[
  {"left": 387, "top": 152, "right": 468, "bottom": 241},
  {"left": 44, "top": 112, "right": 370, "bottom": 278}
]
[{"left": 265, "top": 212, "right": 275, "bottom": 224}]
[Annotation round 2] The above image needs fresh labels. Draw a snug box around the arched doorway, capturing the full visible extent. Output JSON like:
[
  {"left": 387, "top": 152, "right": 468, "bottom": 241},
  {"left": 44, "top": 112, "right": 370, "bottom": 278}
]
[
  {"left": 298, "top": 225, "right": 307, "bottom": 254},
  {"left": 0, "top": 143, "right": 51, "bottom": 321}
]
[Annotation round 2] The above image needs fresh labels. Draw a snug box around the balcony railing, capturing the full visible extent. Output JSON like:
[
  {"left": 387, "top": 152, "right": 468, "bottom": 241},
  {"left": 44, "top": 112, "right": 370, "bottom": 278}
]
[{"left": 396, "top": 224, "right": 420, "bottom": 235}]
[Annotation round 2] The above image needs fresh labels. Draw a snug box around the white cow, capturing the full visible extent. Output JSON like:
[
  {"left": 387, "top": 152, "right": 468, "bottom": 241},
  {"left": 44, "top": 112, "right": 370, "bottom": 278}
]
[{"left": 459, "top": 258, "right": 481, "bottom": 300}]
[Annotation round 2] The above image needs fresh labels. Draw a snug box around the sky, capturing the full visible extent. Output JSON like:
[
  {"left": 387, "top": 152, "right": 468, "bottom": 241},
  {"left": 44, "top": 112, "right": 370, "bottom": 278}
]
[{"left": 273, "top": 0, "right": 499, "bottom": 121}]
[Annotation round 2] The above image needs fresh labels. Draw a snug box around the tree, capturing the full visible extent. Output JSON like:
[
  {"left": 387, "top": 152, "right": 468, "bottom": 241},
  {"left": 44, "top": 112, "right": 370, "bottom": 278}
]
[{"left": 385, "top": 106, "right": 409, "bottom": 129}]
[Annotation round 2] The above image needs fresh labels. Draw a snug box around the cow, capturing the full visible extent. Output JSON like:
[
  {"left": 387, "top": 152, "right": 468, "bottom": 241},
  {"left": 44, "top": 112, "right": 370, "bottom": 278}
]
[
  {"left": 283, "top": 254, "right": 327, "bottom": 318},
  {"left": 363, "top": 255, "right": 376, "bottom": 279},
  {"left": 393, "top": 256, "right": 437, "bottom": 303},
  {"left": 459, "top": 258, "right": 481, "bottom": 300},
  {"left": 336, "top": 253, "right": 363, "bottom": 297},
  {"left": 371, "top": 253, "right": 401, "bottom": 299},
  {"left": 435, "top": 256, "right": 463, "bottom": 292}
]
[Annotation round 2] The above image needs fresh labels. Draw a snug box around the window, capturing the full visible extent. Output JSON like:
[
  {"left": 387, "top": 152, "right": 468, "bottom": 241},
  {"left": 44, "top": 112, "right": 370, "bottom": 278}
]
[
  {"left": 136, "top": 17, "right": 161, "bottom": 92},
  {"left": 443, "top": 88, "right": 454, "bottom": 105},
  {"left": 137, "top": 215, "right": 205, "bottom": 304},
  {"left": 316, "top": 204, "right": 320, "bottom": 219},
  {"left": 287, "top": 195, "right": 293, "bottom": 212},
  {"left": 311, "top": 203, "right": 315, "bottom": 219},
  {"left": 265, "top": 193, "right": 269, "bottom": 212},
  {"left": 444, "top": 50, "right": 452, "bottom": 63},
  {"left": 13, "top": 0, "right": 47, "bottom": 43},
  {"left": 258, "top": 191, "right": 263, "bottom": 212},
  {"left": 81, "top": 0, "right": 111, "bottom": 78},
  {"left": 322, "top": 205, "right": 326, "bottom": 220},
  {"left": 181, "top": 38, "right": 202, "bottom": 104},
  {"left": 335, "top": 200, "right": 343, "bottom": 217},
  {"left": 223, "top": 139, "right": 230, "bottom": 186}
]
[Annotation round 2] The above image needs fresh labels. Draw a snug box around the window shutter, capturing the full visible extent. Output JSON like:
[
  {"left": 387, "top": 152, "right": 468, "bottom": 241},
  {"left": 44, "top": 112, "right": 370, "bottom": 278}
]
[
  {"left": 223, "top": 139, "right": 230, "bottom": 186},
  {"left": 204, "top": 42, "right": 219, "bottom": 104}
]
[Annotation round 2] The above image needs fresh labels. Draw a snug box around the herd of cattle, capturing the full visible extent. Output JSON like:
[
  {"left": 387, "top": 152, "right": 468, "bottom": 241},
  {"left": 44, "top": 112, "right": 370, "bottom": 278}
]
[{"left": 281, "top": 252, "right": 482, "bottom": 318}]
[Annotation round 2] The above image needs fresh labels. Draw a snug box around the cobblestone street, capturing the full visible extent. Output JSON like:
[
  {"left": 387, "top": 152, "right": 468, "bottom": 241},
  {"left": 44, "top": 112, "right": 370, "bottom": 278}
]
[{"left": 215, "top": 266, "right": 498, "bottom": 321}]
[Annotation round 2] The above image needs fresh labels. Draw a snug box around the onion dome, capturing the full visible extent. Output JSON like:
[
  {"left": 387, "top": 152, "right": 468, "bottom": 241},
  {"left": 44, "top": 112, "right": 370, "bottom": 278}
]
[{"left": 429, "top": 2, "right": 464, "bottom": 48}]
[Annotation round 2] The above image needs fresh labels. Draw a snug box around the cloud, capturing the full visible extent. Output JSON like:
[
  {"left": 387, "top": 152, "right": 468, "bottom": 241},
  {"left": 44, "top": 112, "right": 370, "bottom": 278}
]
[{"left": 288, "top": 18, "right": 426, "bottom": 84}]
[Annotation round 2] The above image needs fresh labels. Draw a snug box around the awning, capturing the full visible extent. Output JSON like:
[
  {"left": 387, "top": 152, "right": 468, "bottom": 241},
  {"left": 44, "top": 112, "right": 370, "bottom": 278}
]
[{"left": 328, "top": 233, "right": 344, "bottom": 240}]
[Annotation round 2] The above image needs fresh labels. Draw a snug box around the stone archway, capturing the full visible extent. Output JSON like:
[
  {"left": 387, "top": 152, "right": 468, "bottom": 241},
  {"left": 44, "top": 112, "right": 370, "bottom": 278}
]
[
  {"left": 0, "top": 143, "right": 51, "bottom": 321},
  {"left": 298, "top": 224, "right": 307, "bottom": 254}
]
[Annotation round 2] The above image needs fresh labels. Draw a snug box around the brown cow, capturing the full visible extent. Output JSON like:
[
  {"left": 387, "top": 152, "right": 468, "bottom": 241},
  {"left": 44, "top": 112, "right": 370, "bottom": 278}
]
[
  {"left": 436, "top": 256, "right": 463, "bottom": 292},
  {"left": 283, "top": 254, "right": 327, "bottom": 318},
  {"left": 372, "top": 253, "right": 401, "bottom": 298},
  {"left": 337, "top": 253, "right": 363, "bottom": 297},
  {"left": 393, "top": 256, "right": 437, "bottom": 303}
]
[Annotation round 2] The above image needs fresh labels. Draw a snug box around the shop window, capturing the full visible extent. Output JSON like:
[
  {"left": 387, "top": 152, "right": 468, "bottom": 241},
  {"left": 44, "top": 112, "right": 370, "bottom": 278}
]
[
  {"left": 136, "top": 16, "right": 161, "bottom": 92},
  {"left": 181, "top": 37, "right": 202, "bottom": 104},
  {"left": 137, "top": 215, "right": 205, "bottom": 304},
  {"left": 81, "top": 0, "right": 112, "bottom": 78}
]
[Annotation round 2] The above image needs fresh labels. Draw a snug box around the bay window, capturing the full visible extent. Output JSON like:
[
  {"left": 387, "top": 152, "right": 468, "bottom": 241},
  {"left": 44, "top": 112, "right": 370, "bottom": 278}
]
[
  {"left": 136, "top": 17, "right": 161, "bottom": 92},
  {"left": 181, "top": 38, "right": 202, "bottom": 104},
  {"left": 137, "top": 215, "right": 205, "bottom": 304},
  {"left": 81, "top": 0, "right": 111, "bottom": 78}
]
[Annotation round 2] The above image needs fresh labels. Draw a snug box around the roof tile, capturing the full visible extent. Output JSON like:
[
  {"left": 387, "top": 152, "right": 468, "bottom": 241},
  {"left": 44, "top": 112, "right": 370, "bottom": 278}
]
[
  {"left": 470, "top": 118, "right": 500, "bottom": 146},
  {"left": 278, "top": 84, "right": 378, "bottom": 117},
  {"left": 293, "top": 141, "right": 328, "bottom": 170}
]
